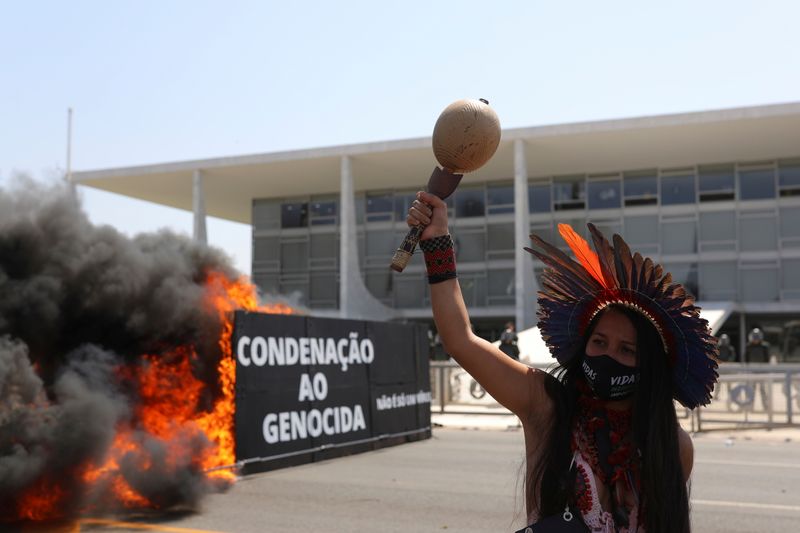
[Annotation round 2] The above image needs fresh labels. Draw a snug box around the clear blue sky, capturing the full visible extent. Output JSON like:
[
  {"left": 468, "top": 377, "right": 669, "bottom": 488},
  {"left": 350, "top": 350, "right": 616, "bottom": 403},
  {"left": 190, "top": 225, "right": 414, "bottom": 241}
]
[{"left": 2, "top": 0, "right": 799, "bottom": 275}]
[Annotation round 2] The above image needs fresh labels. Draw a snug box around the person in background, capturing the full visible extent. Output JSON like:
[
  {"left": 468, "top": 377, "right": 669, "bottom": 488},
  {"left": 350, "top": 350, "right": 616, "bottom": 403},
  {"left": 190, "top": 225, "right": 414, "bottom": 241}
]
[
  {"left": 717, "top": 334, "right": 737, "bottom": 363},
  {"left": 499, "top": 321, "right": 520, "bottom": 361},
  {"left": 745, "top": 328, "right": 770, "bottom": 364}
]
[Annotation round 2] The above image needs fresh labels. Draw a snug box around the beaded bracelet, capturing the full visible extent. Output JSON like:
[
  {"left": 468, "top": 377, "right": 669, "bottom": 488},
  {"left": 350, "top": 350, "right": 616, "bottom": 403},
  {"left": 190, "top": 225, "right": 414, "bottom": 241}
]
[{"left": 419, "top": 234, "right": 457, "bottom": 284}]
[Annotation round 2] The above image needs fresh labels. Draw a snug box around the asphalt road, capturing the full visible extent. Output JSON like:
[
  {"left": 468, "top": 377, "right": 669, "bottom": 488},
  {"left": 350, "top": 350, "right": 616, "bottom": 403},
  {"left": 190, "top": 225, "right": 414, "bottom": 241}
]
[{"left": 17, "top": 427, "right": 800, "bottom": 532}]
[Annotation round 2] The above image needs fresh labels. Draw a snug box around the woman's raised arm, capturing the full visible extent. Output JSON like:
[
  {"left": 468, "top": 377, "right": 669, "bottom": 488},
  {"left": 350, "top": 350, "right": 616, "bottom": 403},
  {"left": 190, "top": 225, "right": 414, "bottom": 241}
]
[{"left": 408, "top": 191, "right": 549, "bottom": 420}]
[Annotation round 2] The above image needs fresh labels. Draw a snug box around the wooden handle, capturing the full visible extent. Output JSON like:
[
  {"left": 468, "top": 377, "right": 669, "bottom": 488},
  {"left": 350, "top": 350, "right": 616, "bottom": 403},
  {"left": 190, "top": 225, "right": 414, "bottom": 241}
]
[{"left": 390, "top": 224, "right": 425, "bottom": 272}]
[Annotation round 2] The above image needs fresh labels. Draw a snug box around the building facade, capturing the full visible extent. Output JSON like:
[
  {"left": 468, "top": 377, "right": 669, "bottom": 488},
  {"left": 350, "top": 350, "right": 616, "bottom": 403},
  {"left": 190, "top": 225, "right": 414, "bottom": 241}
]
[{"left": 74, "top": 102, "right": 800, "bottom": 362}]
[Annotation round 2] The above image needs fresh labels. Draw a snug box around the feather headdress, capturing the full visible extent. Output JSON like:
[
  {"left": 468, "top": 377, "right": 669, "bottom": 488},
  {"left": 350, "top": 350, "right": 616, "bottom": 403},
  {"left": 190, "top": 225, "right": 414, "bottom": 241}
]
[{"left": 526, "top": 223, "right": 719, "bottom": 409}]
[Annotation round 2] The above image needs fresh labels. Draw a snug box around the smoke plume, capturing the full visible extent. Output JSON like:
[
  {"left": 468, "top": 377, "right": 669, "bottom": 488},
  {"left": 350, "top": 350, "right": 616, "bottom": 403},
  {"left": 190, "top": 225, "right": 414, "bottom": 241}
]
[{"left": 0, "top": 177, "right": 240, "bottom": 518}]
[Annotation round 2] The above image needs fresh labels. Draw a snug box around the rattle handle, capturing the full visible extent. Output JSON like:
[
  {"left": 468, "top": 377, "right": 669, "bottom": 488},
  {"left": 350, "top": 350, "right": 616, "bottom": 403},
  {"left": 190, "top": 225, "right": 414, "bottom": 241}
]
[{"left": 390, "top": 224, "right": 424, "bottom": 272}]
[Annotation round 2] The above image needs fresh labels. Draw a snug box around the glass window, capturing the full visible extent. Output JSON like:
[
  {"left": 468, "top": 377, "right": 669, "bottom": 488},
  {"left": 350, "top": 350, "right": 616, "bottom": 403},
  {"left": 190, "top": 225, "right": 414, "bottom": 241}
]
[
  {"left": 487, "top": 223, "right": 514, "bottom": 259},
  {"left": 698, "top": 164, "right": 735, "bottom": 202},
  {"left": 660, "top": 174, "right": 696, "bottom": 205},
  {"left": 782, "top": 258, "right": 800, "bottom": 297},
  {"left": 529, "top": 181, "right": 551, "bottom": 213},
  {"left": 252, "top": 199, "right": 281, "bottom": 230},
  {"left": 587, "top": 179, "right": 621, "bottom": 209},
  {"left": 660, "top": 219, "right": 696, "bottom": 254},
  {"left": 780, "top": 207, "right": 800, "bottom": 240},
  {"left": 309, "top": 197, "right": 337, "bottom": 225},
  {"left": 454, "top": 229, "right": 486, "bottom": 262},
  {"left": 663, "top": 263, "right": 698, "bottom": 298},
  {"left": 310, "top": 233, "right": 337, "bottom": 267},
  {"left": 698, "top": 211, "right": 736, "bottom": 251},
  {"left": 487, "top": 183, "right": 515, "bottom": 214},
  {"left": 739, "top": 169, "right": 776, "bottom": 200},
  {"left": 624, "top": 170, "right": 658, "bottom": 206},
  {"left": 280, "top": 240, "right": 308, "bottom": 272},
  {"left": 553, "top": 176, "right": 585, "bottom": 211},
  {"left": 253, "top": 273, "right": 279, "bottom": 295},
  {"left": 393, "top": 191, "right": 416, "bottom": 222},
  {"left": 253, "top": 236, "right": 280, "bottom": 264},
  {"left": 487, "top": 269, "right": 515, "bottom": 304},
  {"left": 310, "top": 271, "right": 337, "bottom": 307},
  {"left": 395, "top": 276, "right": 426, "bottom": 308},
  {"left": 459, "top": 272, "right": 487, "bottom": 307},
  {"left": 279, "top": 277, "right": 308, "bottom": 306},
  {"left": 530, "top": 222, "right": 554, "bottom": 247},
  {"left": 740, "top": 263, "right": 779, "bottom": 302},
  {"left": 739, "top": 214, "right": 777, "bottom": 252},
  {"left": 454, "top": 187, "right": 485, "bottom": 218},
  {"left": 779, "top": 159, "right": 800, "bottom": 197},
  {"left": 281, "top": 201, "right": 308, "bottom": 228},
  {"left": 623, "top": 215, "right": 659, "bottom": 255},
  {"left": 365, "top": 269, "right": 392, "bottom": 302},
  {"left": 366, "top": 193, "right": 393, "bottom": 221},
  {"left": 699, "top": 262, "right": 737, "bottom": 301},
  {"left": 588, "top": 219, "right": 621, "bottom": 240},
  {"left": 365, "top": 229, "right": 394, "bottom": 258}
]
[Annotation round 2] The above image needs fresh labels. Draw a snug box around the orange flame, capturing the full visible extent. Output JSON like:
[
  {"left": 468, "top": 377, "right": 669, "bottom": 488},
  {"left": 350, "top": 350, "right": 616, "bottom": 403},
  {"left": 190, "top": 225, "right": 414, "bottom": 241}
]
[{"left": 14, "top": 272, "right": 295, "bottom": 520}]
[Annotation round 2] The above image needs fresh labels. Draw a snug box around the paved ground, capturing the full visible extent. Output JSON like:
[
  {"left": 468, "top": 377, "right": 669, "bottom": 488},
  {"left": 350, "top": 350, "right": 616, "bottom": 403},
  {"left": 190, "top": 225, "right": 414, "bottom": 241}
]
[{"left": 12, "top": 416, "right": 800, "bottom": 533}]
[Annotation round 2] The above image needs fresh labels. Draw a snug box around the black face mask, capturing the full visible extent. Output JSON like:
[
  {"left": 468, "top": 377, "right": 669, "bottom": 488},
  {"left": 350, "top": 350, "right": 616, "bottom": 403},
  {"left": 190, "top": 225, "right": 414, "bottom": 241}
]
[{"left": 581, "top": 353, "right": 638, "bottom": 400}]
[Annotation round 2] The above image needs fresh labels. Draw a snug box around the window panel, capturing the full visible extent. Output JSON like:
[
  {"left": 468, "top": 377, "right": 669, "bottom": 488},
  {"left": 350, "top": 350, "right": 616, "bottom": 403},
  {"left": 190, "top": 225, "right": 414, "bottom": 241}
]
[
  {"left": 699, "top": 211, "right": 736, "bottom": 251},
  {"left": 454, "top": 187, "right": 486, "bottom": 218},
  {"left": 530, "top": 222, "right": 554, "bottom": 247},
  {"left": 279, "top": 278, "right": 309, "bottom": 306},
  {"left": 779, "top": 159, "right": 800, "bottom": 197},
  {"left": 699, "top": 164, "right": 735, "bottom": 202},
  {"left": 529, "top": 181, "right": 551, "bottom": 213},
  {"left": 310, "top": 271, "right": 337, "bottom": 306},
  {"left": 740, "top": 264, "right": 778, "bottom": 302},
  {"left": 660, "top": 174, "right": 696, "bottom": 205},
  {"left": 660, "top": 219, "right": 696, "bottom": 254},
  {"left": 459, "top": 272, "right": 487, "bottom": 307},
  {"left": 365, "top": 230, "right": 394, "bottom": 258},
  {"left": 393, "top": 191, "right": 416, "bottom": 222},
  {"left": 280, "top": 240, "right": 308, "bottom": 272},
  {"left": 782, "top": 258, "right": 800, "bottom": 295},
  {"left": 553, "top": 176, "right": 585, "bottom": 211},
  {"left": 739, "top": 214, "right": 777, "bottom": 251},
  {"left": 309, "top": 196, "right": 337, "bottom": 225},
  {"left": 395, "top": 276, "right": 426, "bottom": 308},
  {"left": 623, "top": 171, "right": 658, "bottom": 206},
  {"left": 487, "top": 269, "right": 515, "bottom": 304},
  {"left": 252, "top": 199, "right": 281, "bottom": 230},
  {"left": 253, "top": 236, "right": 280, "bottom": 265},
  {"left": 587, "top": 179, "right": 621, "bottom": 209},
  {"left": 252, "top": 273, "right": 279, "bottom": 295},
  {"left": 780, "top": 207, "right": 800, "bottom": 239},
  {"left": 487, "top": 222, "right": 514, "bottom": 259},
  {"left": 281, "top": 202, "right": 308, "bottom": 228},
  {"left": 623, "top": 215, "right": 658, "bottom": 254},
  {"left": 699, "top": 262, "right": 737, "bottom": 300},
  {"left": 366, "top": 193, "right": 393, "bottom": 221},
  {"left": 454, "top": 229, "right": 486, "bottom": 262},
  {"left": 310, "top": 233, "right": 337, "bottom": 268},
  {"left": 487, "top": 183, "right": 514, "bottom": 214},
  {"left": 739, "top": 169, "right": 776, "bottom": 200}
]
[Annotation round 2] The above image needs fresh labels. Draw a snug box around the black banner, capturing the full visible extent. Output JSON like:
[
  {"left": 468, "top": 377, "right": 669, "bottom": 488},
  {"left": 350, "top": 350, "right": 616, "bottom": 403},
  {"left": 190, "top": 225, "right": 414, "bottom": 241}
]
[{"left": 233, "top": 312, "right": 431, "bottom": 473}]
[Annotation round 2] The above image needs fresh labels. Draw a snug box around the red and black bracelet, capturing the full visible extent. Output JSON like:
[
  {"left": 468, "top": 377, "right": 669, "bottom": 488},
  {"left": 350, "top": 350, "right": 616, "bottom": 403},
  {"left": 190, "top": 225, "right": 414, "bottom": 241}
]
[{"left": 419, "top": 234, "right": 457, "bottom": 284}]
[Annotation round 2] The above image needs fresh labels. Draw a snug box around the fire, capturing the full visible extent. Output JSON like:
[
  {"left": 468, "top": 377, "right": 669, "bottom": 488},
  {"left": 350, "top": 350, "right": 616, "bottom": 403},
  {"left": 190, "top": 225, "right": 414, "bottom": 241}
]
[{"left": 13, "top": 272, "right": 294, "bottom": 520}]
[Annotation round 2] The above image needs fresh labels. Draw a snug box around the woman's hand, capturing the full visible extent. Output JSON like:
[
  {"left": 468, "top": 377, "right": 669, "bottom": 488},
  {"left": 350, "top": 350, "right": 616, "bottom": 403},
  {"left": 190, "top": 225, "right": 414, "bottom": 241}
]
[{"left": 407, "top": 191, "right": 449, "bottom": 241}]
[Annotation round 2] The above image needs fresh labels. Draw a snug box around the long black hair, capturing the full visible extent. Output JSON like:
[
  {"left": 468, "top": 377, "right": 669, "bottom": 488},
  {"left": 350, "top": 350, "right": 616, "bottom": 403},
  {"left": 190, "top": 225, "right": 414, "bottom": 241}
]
[{"left": 526, "top": 304, "right": 691, "bottom": 532}]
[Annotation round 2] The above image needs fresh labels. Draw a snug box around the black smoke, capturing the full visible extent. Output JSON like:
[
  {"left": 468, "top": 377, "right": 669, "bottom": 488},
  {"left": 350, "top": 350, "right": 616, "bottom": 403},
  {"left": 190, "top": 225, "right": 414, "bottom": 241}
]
[{"left": 0, "top": 177, "right": 239, "bottom": 518}]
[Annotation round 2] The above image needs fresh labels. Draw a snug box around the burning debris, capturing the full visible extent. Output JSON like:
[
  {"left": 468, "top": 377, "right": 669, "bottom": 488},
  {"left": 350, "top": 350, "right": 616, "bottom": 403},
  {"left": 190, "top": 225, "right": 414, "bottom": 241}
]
[{"left": 0, "top": 177, "right": 291, "bottom": 520}]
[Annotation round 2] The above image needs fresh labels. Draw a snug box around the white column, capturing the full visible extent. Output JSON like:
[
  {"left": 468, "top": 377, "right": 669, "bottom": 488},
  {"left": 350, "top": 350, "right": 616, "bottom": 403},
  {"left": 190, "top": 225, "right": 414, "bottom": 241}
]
[
  {"left": 339, "top": 156, "right": 396, "bottom": 321},
  {"left": 514, "top": 139, "right": 538, "bottom": 330},
  {"left": 192, "top": 169, "right": 208, "bottom": 244}
]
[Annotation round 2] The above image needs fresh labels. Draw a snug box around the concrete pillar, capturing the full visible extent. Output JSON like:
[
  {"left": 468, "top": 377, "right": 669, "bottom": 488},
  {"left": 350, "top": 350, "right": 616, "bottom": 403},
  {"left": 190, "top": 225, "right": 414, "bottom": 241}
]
[
  {"left": 192, "top": 169, "right": 207, "bottom": 245},
  {"left": 339, "top": 156, "right": 396, "bottom": 321},
  {"left": 514, "top": 139, "right": 538, "bottom": 330}
]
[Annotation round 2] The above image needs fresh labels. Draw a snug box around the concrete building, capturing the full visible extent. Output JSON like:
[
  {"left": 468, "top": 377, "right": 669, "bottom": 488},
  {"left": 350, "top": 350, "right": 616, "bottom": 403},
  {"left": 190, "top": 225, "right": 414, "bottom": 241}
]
[{"left": 73, "top": 102, "right": 800, "bottom": 362}]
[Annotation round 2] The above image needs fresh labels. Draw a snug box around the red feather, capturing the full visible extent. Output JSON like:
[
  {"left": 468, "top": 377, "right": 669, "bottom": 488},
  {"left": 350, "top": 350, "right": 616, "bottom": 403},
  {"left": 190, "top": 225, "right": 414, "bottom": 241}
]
[{"left": 557, "top": 224, "right": 610, "bottom": 288}]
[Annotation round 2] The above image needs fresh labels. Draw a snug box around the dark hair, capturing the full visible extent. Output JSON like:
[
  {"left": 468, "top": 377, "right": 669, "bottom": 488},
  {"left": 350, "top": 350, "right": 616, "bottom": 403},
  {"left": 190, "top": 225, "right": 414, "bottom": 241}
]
[{"left": 526, "top": 305, "right": 690, "bottom": 532}]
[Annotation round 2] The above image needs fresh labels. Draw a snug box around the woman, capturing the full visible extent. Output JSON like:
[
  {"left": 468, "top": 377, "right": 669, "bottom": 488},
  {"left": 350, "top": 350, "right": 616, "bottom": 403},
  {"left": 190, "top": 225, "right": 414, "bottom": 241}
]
[{"left": 407, "top": 191, "right": 719, "bottom": 532}]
